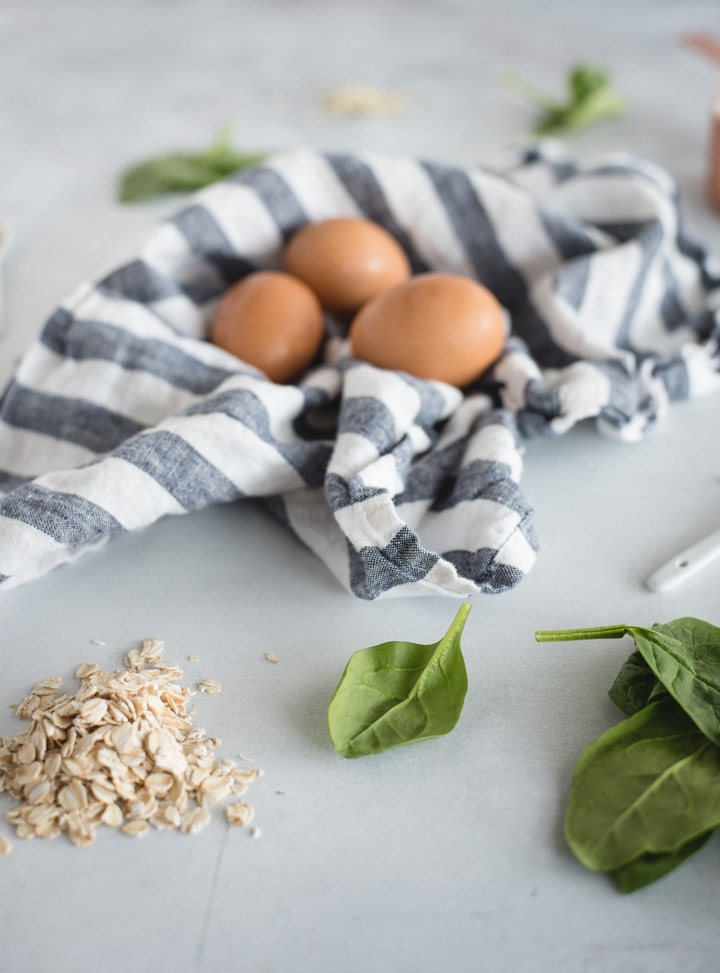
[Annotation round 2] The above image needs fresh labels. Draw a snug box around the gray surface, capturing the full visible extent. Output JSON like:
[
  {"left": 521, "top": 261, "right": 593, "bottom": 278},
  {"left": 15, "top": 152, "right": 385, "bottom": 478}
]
[{"left": 2, "top": 2, "right": 720, "bottom": 971}]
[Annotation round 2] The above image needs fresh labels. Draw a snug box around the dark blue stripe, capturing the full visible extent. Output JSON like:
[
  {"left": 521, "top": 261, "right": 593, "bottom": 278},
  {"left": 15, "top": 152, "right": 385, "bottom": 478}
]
[
  {"left": 347, "top": 526, "right": 439, "bottom": 600},
  {"left": 396, "top": 372, "right": 454, "bottom": 431},
  {"left": 325, "top": 154, "right": 430, "bottom": 274},
  {"left": 0, "top": 472, "right": 32, "bottom": 492},
  {"left": 554, "top": 256, "right": 591, "bottom": 311},
  {"left": 0, "top": 383, "right": 144, "bottom": 453},
  {"left": 443, "top": 548, "right": 525, "bottom": 592},
  {"left": 115, "top": 430, "right": 242, "bottom": 509},
  {"left": 676, "top": 230, "right": 720, "bottom": 291},
  {"left": 0, "top": 483, "right": 122, "bottom": 546},
  {"left": 41, "top": 308, "right": 237, "bottom": 394},
  {"left": 651, "top": 355, "right": 690, "bottom": 401},
  {"left": 539, "top": 208, "right": 600, "bottom": 261},
  {"left": 594, "top": 359, "right": 640, "bottom": 427},
  {"left": 170, "top": 204, "right": 257, "bottom": 287},
  {"left": 592, "top": 218, "right": 657, "bottom": 243},
  {"left": 325, "top": 471, "right": 386, "bottom": 512},
  {"left": 98, "top": 259, "right": 182, "bottom": 304},
  {"left": 337, "top": 395, "right": 398, "bottom": 456},
  {"left": 660, "top": 260, "right": 689, "bottom": 331},
  {"left": 231, "top": 165, "right": 308, "bottom": 241},
  {"left": 516, "top": 147, "right": 579, "bottom": 183}
]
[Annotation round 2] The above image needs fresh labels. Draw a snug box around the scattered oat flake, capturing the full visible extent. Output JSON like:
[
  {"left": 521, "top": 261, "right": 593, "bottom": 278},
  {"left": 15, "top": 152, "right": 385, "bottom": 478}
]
[
  {"left": 250, "top": 827, "right": 261, "bottom": 839},
  {"left": 197, "top": 679, "right": 222, "bottom": 695},
  {"left": 91, "top": 640, "right": 106, "bottom": 647},
  {"left": 324, "top": 83, "right": 409, "bottom": 117},
  {"left": 265, "top": 652, "right": 280, "bottom": 665},
  {"left": 0, "top": 639, "right": 260, "bottom": 851},
  {"left": 226, "top": 802, "right": 255, "bottom": 827},
  {"left": 188, "top": 655, "right": 199, "bottom": 662}
]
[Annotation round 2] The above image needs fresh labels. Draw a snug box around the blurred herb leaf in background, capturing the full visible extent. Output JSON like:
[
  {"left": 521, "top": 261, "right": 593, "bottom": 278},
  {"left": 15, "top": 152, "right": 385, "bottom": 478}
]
[
  {"left": 504, "top": 63, "right": 625, "bottom": 136},
  {"left": 118, "top": 129, "right": 266, "bottom": 203}
]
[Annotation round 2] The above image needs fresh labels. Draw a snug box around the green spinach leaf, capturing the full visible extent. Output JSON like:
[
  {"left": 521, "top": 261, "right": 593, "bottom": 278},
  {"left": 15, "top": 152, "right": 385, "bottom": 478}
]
[
  {"left": 612, "top": 830, "right": 715, "bottom": 894},
  {"left": 327, "top": 601, "right": 470, "bottom": 758},
  {"left": 608, "top": 649, "right": 665, "bottom": 717},
  {"left": 653, "top": 615, "right": 720, "bottom": 645},
  {"left": 629, "top": 628, "right": 720, "bottom": 745},
  {"left": 565, "top": 696, "right": 720, "bottom": 874},
  {"left": 536, "top": 621, "right": 720, "bottom": 745},
  {"left": 118, "top": 130, "right": 266, "bottom": 203}
]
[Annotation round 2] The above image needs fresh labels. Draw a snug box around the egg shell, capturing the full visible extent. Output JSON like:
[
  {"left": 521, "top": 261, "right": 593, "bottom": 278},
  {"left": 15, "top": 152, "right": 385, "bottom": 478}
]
[
  {"left": 210, "top": 271, "right": 324, "bottom": 384},
  {"left": 283, "top": 217, "right": 411, "bottom": 315},
  {"left": 349, "top": 272, "right": 506, "bottom": 387}
]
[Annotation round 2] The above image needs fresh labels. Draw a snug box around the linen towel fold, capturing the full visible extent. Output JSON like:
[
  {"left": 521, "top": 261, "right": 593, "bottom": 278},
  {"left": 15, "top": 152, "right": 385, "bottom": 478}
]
[{"left": 0, "top": 145, "right": 717, "bottom": 597}]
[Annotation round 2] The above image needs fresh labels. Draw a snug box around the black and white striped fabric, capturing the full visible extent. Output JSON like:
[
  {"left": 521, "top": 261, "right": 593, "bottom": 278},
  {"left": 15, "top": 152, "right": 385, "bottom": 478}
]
[{"left": 0, "top": 145, "right": 718, "bottom": 598}]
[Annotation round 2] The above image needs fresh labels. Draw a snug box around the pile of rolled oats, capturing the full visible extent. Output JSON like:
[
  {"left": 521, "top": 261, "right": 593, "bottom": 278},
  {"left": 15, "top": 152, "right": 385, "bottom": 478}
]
[
  {"left": 323, "top": 83, "right": 410, "bottom": 117},
  {"left": 0, "top": 639, "right": 259, "bottom": 853}
]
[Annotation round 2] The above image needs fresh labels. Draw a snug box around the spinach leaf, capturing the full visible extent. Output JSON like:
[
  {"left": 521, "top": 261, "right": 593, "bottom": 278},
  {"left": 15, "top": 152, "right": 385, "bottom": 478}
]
[
  {"left": 613, "top": 830, "right": 715, "bottom": 894},
  {"left": 564, "top": 697, "right": 720, "bottom": 874},
  {"left": 536, "top": 621, "right": 720, "bottom": 745},
  {"left": 653, "top": 616, "right": 720, "bottom": 645},
  {"left": 118, "top": 130, "right": 266, "bottom": 203},
  {"left": 608, "top": 649, "right": 665, "bottom": 717},
  {"left": 327, "top": 602, "right": 470, "bottom": 758},
  {"left": 628, "top": 628, "right": 720, "bottom": 745}
]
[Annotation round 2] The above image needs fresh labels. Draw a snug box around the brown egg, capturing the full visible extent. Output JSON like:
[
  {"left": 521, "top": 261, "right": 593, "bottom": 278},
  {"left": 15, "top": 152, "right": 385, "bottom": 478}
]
[
  {"left": 349, "top": 273, "right": 506, "bottom": 387},
  {"left": 210, "top": 271, "right": 324, "bottom": 383},
  {"left": 284, "top": 217, "right": 411, "bottom": 315}
]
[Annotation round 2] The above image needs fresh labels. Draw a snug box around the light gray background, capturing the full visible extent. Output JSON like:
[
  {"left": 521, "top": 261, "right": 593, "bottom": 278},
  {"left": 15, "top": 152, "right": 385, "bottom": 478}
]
[{"left": 2, "top": 2, "right": 720, "bottom": 971}]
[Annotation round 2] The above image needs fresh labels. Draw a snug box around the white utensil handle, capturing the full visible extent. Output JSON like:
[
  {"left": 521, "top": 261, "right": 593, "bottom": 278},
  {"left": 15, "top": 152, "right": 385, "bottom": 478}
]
[{"left": 646, "top": 526, "right": 720, "bottom": 592}]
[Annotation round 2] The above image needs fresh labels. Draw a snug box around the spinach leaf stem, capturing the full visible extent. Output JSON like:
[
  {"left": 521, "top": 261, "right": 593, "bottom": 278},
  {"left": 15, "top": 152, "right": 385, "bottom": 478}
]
[{"left": 535, "top": 625, "right": 628, "bottom": 642}]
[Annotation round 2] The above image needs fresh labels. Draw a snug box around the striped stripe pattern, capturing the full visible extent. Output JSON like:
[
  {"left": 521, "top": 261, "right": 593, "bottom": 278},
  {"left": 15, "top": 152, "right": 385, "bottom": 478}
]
[{"left": 0, "top": 145, "right": 717, "bottom": 597}]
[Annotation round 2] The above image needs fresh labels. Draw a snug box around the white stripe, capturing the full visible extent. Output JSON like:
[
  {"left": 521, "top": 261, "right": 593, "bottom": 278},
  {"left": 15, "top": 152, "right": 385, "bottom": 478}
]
[
  {"left": 333, "top": 493, "right": 403, "bottom": 551},
  {"left": 554, "top": 172, "right": 678, "bottom": 239},
  {"left": 16, "top": 346, "right": 202, "bottom": 426},
  {"left": 0, "top": 420, "right": 97, "bottom": 477},
  {"left": 466, "top": 167, "right": 564, "bottom": 285},
  {"left": 578, "top": 241, "right": 644, "bottom": 349},
  {"left": 34, "top": 457, "right": 185, "bottom": 530},
  {"left": 197, "top": 181, "right": 284, "bottom": 264},
  {"left": 267, "top": 149, "right": 364, "bottom": 221},
  {"left": 529, "top": 249, "right": 641, "bottom": 362},
  {"left": 147, "top": 294, "right": 208, "bottom": 338},
  {"left": 329, "top": 431, "right": 380, "bottom": 480},
  {"left": 0, "top": 514, "right": 65, "bottom": 577},
  {"left": 357, "top": 453, "right": 404, "bottom": 496},
  {"left": 550, "top": 362, "right": 613, "bottom": 434},
  {"left": 282, "top": 486, "right": 350, "bottom": 588},
  {"left": 365, "top": 155, "right": 476, "bottom": 275},
  {"left": 463, "top": 422, "right": 524, "bottom": 482},
  {"left": 0, "top": 533, "right": 109, "bottom": 590},
  {"left": 70, "top": 286, "right": 202, "bottom": 345},
  {"left": 408, "top": 497, "right": 534, "bottom": 570},
  {"left": 156, "top": 412, "right": 306, "bottom": 495}
]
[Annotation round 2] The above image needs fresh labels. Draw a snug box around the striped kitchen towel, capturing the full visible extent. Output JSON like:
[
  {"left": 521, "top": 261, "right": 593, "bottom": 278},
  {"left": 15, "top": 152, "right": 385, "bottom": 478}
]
[{"left": 0, "top": 145, "right": 718, "bottom": 598}]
